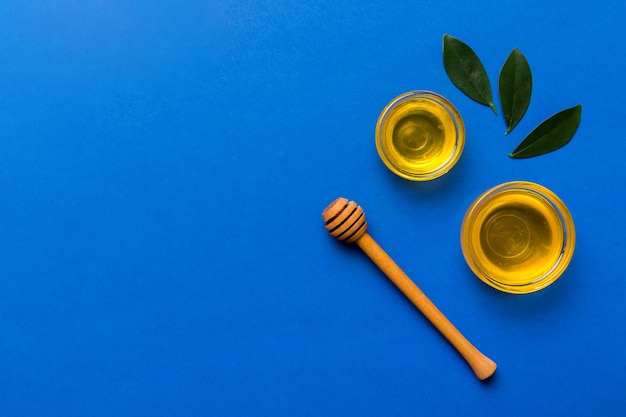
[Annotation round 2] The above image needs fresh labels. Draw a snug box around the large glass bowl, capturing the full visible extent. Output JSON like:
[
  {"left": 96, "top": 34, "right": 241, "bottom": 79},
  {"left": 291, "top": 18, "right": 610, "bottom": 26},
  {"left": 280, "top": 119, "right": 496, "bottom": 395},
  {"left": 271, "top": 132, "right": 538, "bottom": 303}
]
[{"left": 460, "top": 181, "right": 576, "bottom": 294}]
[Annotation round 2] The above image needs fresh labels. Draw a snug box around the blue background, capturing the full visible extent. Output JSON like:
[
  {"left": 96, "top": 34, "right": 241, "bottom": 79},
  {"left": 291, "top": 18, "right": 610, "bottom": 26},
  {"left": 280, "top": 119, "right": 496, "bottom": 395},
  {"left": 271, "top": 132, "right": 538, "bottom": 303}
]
[{"left": 1, "top": 1, "right": 625, "bottom": 415}]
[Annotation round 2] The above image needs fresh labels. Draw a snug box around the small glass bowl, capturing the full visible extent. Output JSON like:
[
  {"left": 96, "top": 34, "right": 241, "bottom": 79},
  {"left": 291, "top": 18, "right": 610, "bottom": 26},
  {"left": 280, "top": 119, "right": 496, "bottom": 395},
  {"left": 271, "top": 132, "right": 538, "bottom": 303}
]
[
  {"left": 460, "top": 181, "right": 576, "bottom": 294},
  {"left": 375, "top": 91, "right": 465, "bottom": 181}
]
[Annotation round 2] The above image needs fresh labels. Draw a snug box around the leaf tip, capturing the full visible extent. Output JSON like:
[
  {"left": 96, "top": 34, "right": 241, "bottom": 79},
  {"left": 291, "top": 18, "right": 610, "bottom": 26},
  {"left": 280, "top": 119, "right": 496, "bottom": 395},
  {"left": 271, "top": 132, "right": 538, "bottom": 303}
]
[{"left": 490, "top": 102, "right": 498, "bottom": 115}]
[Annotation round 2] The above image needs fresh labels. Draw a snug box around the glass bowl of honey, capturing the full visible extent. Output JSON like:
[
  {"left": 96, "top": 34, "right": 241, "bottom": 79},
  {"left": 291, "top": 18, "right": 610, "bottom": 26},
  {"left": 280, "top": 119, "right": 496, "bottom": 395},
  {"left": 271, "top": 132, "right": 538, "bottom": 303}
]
[
  {"left": 376, "top": 91, "right": 465, "bottom": 181},
  {"left": 460, "top": 181, "right": 575, "bottom": 294}
]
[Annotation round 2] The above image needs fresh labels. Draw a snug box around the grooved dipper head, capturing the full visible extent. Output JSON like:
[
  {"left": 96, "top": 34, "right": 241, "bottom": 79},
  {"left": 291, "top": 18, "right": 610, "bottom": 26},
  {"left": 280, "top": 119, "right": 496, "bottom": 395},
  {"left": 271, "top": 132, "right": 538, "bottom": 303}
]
[{"left": 322, "top": 197, "right": 368, "bottom": 243}]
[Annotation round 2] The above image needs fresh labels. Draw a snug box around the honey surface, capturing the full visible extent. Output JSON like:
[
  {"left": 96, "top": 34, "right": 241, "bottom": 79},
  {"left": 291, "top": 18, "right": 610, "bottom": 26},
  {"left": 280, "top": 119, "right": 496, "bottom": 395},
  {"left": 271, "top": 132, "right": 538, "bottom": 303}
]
[{"left": 469, "top": 191, "right": 564, "bottom": 285}]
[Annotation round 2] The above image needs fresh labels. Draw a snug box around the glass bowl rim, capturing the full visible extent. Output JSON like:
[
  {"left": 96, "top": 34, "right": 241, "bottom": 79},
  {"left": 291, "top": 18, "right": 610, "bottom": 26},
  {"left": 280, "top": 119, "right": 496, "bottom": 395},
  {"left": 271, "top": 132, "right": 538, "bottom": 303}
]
[
  {"left": 460, "top": 181, "right": 576, "bottom": 294},
  {"left": 375, "top": 90, "right": 465, "bottom": 181}
]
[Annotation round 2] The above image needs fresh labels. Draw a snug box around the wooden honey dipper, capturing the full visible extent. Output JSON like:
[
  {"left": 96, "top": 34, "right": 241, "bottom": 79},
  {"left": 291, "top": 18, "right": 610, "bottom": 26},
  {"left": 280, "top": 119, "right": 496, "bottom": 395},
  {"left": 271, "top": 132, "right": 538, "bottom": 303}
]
[{"left": 322, "top": 197, "right": 497, "bottom": 380}]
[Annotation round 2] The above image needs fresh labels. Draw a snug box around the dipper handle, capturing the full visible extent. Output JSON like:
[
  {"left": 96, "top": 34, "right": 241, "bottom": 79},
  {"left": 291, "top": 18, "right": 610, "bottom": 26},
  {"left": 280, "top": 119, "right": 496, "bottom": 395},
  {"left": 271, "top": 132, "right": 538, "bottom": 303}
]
[
  {"left": 356, "top": 233, "right": 496, "bottom": 380},
  {"left": 323, "top": 198, "right": 496, "bottom": 380}
]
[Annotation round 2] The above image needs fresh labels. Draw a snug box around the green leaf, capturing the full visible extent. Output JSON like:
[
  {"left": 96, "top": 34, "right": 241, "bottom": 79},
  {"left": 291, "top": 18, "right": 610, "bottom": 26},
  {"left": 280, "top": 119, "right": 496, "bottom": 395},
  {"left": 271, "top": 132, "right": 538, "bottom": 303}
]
[
  {"left": 509, "top": 105, "right": 582, "bottom": 158},
  {"left": 442, "top": 34, "right": 497, "bottom": 115},
  {"left": 499, "top": 48, "right": 532, "bottom": 134}
]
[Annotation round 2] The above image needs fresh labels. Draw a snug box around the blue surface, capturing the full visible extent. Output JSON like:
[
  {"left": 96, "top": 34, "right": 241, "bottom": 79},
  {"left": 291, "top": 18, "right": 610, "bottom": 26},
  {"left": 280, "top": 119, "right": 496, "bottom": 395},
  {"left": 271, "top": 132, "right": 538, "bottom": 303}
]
[{"left": 1, "top": 1, "right": 625, "bottom": 415}]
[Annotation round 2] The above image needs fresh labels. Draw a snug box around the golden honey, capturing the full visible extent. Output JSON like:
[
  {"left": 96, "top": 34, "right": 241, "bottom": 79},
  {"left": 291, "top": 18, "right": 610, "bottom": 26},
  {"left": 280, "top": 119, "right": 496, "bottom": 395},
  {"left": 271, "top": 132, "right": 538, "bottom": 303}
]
[
  {"left": 376, "top": 91, "right": 465, "bottom": 181},
  {"left": 461, "top": 182, "right": 575, "bottom": 294}
]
